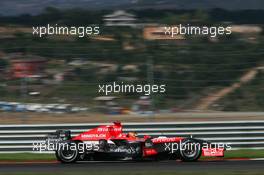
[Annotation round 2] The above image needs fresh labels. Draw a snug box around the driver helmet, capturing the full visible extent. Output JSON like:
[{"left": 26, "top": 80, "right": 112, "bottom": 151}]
[{"left": 127, "top": 132, "right": 138, "bottom": 138}]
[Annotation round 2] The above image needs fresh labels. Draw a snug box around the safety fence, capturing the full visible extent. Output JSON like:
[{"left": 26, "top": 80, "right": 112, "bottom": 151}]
[{"left": 0, "top": 120, "right": 264, "bottom": 153}]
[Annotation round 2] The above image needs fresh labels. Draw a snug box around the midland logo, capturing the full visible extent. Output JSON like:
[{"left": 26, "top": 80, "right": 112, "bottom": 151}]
[{"left": 81, "top": 134, "right": 106, "bottom": 138}]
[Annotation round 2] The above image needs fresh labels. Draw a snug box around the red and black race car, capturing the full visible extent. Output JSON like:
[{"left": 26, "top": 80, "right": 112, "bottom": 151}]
[{"left": 46, "top": 122, "right": 224, "bottom": 163}]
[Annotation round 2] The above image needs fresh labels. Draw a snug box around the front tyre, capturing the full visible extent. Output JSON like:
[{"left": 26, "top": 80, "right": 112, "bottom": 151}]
[
  {"left": 56, "top": 141, "right": 80, "bottom": 163},
  {"left": 179, "top": 139, "right": 202, "bottom": 162}
]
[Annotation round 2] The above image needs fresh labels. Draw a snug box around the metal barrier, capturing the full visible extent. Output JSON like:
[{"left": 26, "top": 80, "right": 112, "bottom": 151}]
[{"left": 0, "top": 120, "right": 264, "bottom": 153}]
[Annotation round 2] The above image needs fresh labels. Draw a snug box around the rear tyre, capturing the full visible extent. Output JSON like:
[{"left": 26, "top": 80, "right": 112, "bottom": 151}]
[
  {"left": 56, "top": 141, "right": 80, "bottom": 163},
  {"left": 179, "top": 139, "right": 202, "bottom": 162}
]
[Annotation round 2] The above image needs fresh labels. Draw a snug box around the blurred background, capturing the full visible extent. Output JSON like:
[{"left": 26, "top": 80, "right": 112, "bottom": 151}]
[{"left": 0, "top": 0, "right": 264, "bottom": 121}]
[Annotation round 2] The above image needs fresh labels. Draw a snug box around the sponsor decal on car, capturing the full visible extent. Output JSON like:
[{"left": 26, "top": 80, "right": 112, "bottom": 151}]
[
  {"left": 202, "top": 148, "right": 225, "bottom": 157},
  {"left": 81, "top": 134, "right": 107, "bottom": 138}
]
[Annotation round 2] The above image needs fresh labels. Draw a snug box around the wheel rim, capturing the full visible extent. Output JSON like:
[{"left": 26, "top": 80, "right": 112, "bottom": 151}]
[
  {"left": 60, "top": 149, "right": 76, "bottom": 160},
  {"left": 181, "top": 141, "right": 199, "bottom": 158},
  {"left": 182, "top": 146, "right": 197, "bottom": 158},
  {"left": 59, "top": 143, "right": 78, "bottom": 161}
]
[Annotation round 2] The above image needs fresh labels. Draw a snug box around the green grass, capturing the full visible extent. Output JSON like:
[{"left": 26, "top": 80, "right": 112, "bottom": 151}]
[
  {"left": 223, "top": 149, "right": 264, "bottom": 159},
  {"left": 0, "top": 149, "right": 264, "bottom": 162},
  {"left": 0, "top": 153, "right": 55, "bottom": 161}
]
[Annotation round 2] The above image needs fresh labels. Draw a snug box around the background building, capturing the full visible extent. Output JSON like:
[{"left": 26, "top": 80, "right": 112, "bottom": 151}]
[{"left": 103, "top": 10, "right": 138, "bottom": 27}]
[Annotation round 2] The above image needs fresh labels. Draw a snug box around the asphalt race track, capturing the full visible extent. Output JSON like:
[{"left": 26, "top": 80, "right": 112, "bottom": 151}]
[{"left": 0, "top": 160, "right": 264, "bottom": 174}]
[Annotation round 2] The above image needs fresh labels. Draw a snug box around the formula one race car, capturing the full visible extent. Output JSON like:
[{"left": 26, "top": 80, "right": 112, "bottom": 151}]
[{"left": 46, "top": 122, "right": 224, "bottom": 163}]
